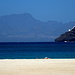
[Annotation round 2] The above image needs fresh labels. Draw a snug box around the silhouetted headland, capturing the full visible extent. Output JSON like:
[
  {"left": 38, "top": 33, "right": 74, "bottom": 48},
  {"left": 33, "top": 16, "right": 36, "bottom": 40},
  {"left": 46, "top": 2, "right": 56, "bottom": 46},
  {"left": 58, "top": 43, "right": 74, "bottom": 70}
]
[{"left": 55, "top": 26, "right": 75, "bottom": 42}]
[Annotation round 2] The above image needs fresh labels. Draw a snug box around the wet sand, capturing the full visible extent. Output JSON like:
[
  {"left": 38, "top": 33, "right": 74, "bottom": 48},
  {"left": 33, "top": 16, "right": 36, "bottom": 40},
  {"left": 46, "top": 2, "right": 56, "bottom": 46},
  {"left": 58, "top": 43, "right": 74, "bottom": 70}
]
[{"left": 0, "top": 59, "right": 75, "bottom": 75}]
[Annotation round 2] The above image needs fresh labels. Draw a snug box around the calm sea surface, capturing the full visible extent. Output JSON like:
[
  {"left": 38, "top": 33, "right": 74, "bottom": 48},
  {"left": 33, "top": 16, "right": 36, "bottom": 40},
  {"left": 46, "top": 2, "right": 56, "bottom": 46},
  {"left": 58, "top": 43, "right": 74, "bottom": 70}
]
[{"left": 0, "top": 42, "right": 75, "bottom": 59}]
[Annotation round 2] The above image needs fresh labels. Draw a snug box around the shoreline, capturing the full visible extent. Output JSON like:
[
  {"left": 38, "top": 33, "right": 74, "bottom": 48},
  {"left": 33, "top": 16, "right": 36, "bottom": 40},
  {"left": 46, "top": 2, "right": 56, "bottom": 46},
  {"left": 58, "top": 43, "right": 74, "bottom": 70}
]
[{"left": 0, "top": 59, "right": 75, "bottom": 75}]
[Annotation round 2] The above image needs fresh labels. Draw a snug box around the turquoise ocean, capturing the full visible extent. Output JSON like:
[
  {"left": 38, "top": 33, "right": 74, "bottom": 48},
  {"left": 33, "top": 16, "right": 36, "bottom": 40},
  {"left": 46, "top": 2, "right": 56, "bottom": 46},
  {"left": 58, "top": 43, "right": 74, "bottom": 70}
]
[{"left": 0, "top": 42, "right": 75, "bottom": 59}]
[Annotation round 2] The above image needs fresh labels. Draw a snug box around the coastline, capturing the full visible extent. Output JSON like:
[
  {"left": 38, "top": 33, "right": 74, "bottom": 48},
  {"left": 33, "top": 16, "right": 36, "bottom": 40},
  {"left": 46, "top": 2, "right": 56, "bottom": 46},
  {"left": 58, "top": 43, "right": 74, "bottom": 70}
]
[{"left": 0, "top": 59, "right": 75, "bottom": 75}]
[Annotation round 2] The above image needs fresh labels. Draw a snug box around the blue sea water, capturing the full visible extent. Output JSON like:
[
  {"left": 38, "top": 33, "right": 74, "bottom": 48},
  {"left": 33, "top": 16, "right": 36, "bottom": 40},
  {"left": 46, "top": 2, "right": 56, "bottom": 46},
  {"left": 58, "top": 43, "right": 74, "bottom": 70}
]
[{"left": 0, "top": 42, "right": 75, "bottom": 59}]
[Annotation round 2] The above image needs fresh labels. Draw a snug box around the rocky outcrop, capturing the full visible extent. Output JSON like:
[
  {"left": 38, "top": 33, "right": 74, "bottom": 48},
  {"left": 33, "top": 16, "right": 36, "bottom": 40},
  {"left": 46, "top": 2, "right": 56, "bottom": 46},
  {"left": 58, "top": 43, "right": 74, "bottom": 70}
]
[{"left": 55, "top": 26, "right": 75, "bottom": 42}]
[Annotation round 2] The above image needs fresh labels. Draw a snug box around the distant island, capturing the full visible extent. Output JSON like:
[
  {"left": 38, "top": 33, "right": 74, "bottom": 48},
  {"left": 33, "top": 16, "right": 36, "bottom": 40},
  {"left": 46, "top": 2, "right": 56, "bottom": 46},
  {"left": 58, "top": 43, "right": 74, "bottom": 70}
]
[{"left": 55, "top": 26, "right": 75, "bottom": 42}]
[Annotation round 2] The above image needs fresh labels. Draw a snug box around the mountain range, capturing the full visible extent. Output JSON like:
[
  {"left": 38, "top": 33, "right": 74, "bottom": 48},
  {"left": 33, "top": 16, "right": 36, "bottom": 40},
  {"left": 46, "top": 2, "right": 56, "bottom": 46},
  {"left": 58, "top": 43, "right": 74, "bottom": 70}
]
[{"left": 0, "top": 13, "right": 75, "bottom": 42}]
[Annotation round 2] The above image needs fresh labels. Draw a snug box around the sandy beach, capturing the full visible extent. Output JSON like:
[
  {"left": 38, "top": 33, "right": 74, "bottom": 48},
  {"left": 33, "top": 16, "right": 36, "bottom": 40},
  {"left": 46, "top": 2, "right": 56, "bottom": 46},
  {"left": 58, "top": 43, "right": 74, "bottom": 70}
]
[{"left": 0, "top": 59, "right": 75, "bottom": 75}]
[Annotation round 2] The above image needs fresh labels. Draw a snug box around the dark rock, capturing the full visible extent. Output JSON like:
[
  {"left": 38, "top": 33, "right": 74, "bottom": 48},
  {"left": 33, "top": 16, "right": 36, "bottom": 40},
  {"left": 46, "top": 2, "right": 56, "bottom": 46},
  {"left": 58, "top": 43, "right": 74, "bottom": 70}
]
[{"left": 55, "top": 26, "right": 75, "bottom": 42}]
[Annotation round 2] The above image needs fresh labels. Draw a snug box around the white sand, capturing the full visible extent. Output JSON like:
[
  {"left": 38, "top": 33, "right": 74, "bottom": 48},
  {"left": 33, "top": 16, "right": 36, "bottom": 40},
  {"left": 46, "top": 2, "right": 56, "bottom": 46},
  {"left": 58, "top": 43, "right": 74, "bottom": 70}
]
[{"left": 0, "top": 59, "right": 75, "bottom": 75}]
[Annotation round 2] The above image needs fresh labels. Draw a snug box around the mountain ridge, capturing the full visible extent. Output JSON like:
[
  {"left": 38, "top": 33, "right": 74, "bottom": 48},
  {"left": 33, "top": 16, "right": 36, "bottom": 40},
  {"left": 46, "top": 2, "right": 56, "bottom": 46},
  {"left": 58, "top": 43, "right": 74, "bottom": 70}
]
[{"left": 0, "top": 13, "right": 75, "bottom": 42}]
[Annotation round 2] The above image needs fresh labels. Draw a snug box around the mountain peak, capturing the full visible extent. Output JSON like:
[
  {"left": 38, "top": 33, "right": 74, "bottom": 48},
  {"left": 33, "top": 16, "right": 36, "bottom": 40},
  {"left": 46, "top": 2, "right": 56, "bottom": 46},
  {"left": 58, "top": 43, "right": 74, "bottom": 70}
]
[{"left": 0, "top": 13, "right": 34, "bottom": 19}]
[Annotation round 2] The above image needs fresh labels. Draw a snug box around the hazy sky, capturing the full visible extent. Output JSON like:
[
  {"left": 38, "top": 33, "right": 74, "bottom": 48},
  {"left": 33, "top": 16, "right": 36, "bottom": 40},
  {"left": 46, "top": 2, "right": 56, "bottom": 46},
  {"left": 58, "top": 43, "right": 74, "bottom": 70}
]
[{"left": 0, "top": 0, "right": 75, "bottom": 23}]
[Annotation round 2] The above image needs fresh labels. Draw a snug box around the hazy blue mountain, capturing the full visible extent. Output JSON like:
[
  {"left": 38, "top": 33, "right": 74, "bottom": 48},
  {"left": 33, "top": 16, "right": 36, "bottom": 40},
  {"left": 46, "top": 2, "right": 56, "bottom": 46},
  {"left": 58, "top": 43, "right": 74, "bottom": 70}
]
[{"left": 0, "top": 13, "right": 75, "bottom": 42}]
